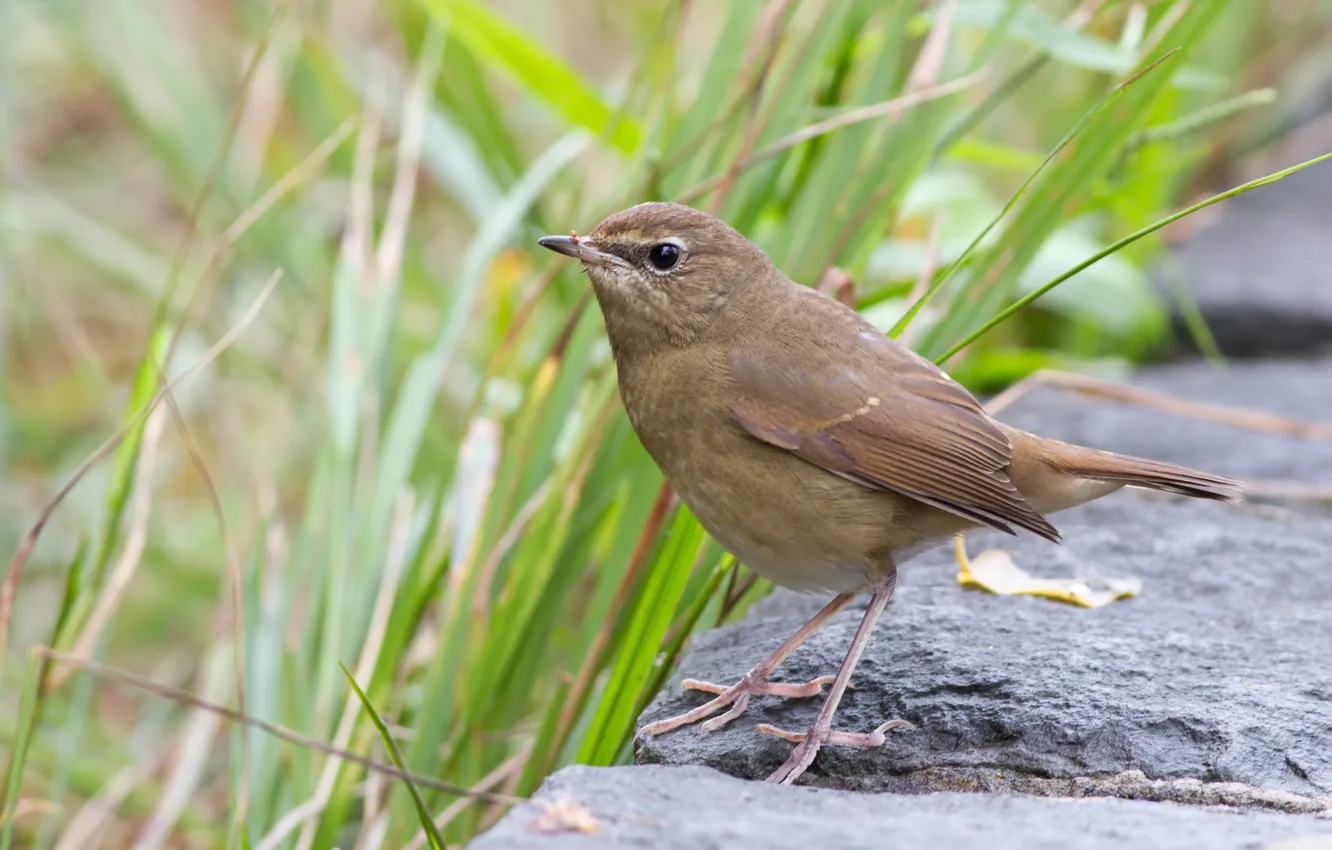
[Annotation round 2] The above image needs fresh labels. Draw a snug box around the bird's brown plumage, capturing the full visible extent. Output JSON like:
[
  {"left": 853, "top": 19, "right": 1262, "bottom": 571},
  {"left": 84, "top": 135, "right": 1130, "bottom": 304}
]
[{"left": 726, "top": 287, "right": 1061, "bottom": 542}]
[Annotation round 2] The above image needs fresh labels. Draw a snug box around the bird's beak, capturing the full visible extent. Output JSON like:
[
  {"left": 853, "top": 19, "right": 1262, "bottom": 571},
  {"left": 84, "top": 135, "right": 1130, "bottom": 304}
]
[{"left": 538, "top": 235, "right": 616, "bottom": 266}]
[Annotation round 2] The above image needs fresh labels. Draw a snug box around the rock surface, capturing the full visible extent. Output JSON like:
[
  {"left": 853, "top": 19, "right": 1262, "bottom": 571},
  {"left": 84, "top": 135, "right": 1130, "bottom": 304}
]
[
  {"left": 1164, "top": 157, "right": 1332, "bottom": 358},
  {"left": 472, "top": 765, "right": 1332, "bottom": 850},
  {"left": 637, "top": 361, "right": 1332, "bottom": 805}
]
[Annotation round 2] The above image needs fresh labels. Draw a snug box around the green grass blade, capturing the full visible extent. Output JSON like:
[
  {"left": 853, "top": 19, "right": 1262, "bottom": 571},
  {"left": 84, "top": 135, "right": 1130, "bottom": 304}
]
[
  {"left": 417, "top": 0, "right": 640, "bottom": 152},
  {"left": 88, "top": 327, "right": 169, "bottom": 591},
  {"left": 576, "top": 504, "right": 706, "bottom": 766},
  {"left": 1160, "top": 254, "right": 1225, "bottom": 365},
  {"left": 340, "top": 662, "right": 447, "bottom": 850},
  {"left": 637, "top": 555, "right": 733, "bottom": 711},
  {"left": 938, "top": 149, "right": 1332, "bottom": 362},
  {"left": 1, "top": 653, "right": 41, "bottom": 850},
  {"left": 917, "top": 0, "right": 1231, "bottom": 359},
  {"left": 889, "top": 48, "right": 1182, "bottom": 340}
]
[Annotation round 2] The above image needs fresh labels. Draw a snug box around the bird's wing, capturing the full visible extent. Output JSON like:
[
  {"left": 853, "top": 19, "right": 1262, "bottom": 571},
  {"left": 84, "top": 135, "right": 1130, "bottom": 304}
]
[{"left": 726, "top": 295, "right": 1059, "bottom": 542}]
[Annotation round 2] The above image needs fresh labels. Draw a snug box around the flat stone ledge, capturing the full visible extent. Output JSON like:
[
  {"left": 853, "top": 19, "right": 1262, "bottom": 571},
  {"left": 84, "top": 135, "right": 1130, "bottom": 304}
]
[
  {"left": 472, "top": 765, "right": 1332, "bottom": 850},
  {"left": 637, "top": 361, "right": 1332, "bottom": 801}
]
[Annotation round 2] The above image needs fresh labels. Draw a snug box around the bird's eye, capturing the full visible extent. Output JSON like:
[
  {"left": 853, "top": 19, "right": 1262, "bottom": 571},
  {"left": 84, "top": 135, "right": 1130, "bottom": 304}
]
[{"left": 647, "top": 243, "right": 681, "bottom": 271}]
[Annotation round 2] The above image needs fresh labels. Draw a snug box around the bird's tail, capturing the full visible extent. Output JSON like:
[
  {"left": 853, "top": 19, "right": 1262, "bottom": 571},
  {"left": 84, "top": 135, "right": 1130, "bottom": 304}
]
[{"left": 1042, "top": 443, "right": 1243, "bottom": 502}]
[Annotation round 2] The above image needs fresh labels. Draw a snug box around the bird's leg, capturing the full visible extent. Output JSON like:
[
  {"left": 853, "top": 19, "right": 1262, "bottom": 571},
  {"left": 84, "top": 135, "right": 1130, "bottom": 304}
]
[
  {"left": 761, "top": 573, "right": 912, "bottom": 785},
  {"left": 636, "top": 591, "right": 857, "bottom": 739}
]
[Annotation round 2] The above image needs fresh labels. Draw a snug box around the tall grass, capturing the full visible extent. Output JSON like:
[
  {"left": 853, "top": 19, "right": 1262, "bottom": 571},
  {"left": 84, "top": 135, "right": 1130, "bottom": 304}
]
[{"left": 2, "top": 0, "right": 1329, "bottom": 846}]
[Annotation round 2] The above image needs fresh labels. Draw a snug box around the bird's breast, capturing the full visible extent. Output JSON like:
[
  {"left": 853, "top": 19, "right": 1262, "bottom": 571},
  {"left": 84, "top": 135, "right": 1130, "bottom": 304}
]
[{"left": 623, "top": 392, "right": 922, "bottom": 593}]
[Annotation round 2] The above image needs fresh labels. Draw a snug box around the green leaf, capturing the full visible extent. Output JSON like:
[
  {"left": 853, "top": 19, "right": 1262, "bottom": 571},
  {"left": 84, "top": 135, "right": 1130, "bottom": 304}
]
[
  {"left": 1014, "top": 218, "right": 1157, "bottom": 337},
  {"left": 417, "top": 0, "right": 641, "bottom": 152},
  {"left": 1, "top": 654, "right": 41, "bottom": 850}
]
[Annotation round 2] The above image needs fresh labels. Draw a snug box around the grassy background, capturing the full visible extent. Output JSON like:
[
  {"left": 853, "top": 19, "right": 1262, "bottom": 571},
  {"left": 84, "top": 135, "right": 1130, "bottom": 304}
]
[{"left": 3, "top": 0, "right": 1332, "bottom": 846}]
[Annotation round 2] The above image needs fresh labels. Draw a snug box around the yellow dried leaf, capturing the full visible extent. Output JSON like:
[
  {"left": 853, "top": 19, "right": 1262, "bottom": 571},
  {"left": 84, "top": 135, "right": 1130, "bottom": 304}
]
[
  {"left": 954, "top": 534, "right": 1141, "bottom": 609},
  {"left": 526, "top": 795, "right": 601, "bottom": 835}
]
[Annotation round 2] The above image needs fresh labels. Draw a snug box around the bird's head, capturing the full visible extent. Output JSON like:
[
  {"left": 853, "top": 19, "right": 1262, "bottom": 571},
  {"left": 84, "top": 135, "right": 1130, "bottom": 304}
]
[{"left": 539, "top": 201, "right": 777, "bottom": 351}]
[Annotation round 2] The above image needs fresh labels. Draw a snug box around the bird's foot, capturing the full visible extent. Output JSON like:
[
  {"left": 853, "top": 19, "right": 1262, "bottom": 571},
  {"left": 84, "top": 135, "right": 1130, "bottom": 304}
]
[
  {"left": 635, "top": 673, "right": 838, "bottom": 739},
  {"left": 759, "top": 718, "right": 915, "bottom": 785}
]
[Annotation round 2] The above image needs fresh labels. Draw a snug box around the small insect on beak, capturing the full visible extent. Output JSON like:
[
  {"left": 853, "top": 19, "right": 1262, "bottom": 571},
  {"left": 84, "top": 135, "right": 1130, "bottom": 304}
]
[{"left": 538, "top": 231, "right": 616, "bottom": 266}]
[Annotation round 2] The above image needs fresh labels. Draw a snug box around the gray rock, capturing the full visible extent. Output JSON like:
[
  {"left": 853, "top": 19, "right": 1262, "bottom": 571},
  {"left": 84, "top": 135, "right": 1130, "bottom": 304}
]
[
  {"left": 637, "top": 361, "right": 1332, "bottom": 805},
  {"left": 1163, "top": 156, "right": 1332, "bottom": 358},
  {"left": 472, "top": 765, "right": 1332, "bottom": 850}
]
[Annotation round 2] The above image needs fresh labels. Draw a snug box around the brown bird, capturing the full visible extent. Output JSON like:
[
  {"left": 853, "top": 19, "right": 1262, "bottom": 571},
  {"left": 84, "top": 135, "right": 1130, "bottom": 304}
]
[{"left": 538, "top": 201, "right": 1242, "bottom": 786}]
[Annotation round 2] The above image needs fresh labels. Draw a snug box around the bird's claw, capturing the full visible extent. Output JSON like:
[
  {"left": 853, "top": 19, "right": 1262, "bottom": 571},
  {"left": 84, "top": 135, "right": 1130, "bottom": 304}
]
[{"left": 634, "top": 673, "right": 839, "bottom": 739}]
